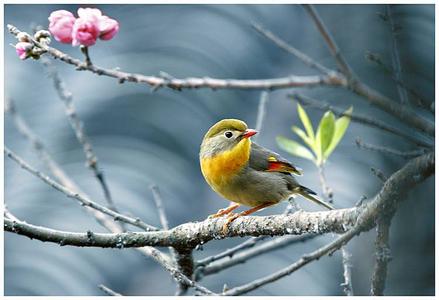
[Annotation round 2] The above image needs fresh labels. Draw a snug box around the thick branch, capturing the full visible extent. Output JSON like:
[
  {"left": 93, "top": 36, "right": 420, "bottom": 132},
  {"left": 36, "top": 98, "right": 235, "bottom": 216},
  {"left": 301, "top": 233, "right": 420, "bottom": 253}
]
[
  {"left": 370, "top": 216, "right": 393, "bottom": 295},
  {"left": 4, "top": 207, "right": 358, "bottom": 249}
]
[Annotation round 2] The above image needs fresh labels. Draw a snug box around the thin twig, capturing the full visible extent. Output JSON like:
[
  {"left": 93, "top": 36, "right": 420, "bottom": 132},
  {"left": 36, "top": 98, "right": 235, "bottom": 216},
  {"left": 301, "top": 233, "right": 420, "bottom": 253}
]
[
  {"left": 340, "top": 247, "right": 354, "bottom": 296},
  {"left": 80, "top": 45, "right": 92, "bottom": 66},
  {"left": 252, "top": 22, "right": 333, "bottom": 75},
  {"left": 290, "top": 93, "right": 433, "bottom": 148},
  {"left": 317, "top": 165, "right": 352, "bottom": 295},
  {"left": 254, "top": 91, "right": 269, "bottom": 142},
  {"left": 5, "top": 97, "right": 123, "bottom": 232},
  {"left": 150, "top": 184, "right": 193, "bottom": 296},
  {"left": 318, "top": 165, "right": 333, "bottom": 203},
  {"left": 4, "top": 206, "right": 19, "bottom": 222},
  {"left": 98, "top": 284, "right": 122, "bottom": 296},
  {"left": 5, "top": 147, "right": 158, "bottom": 231},
  {"left": 355, "top": 138, "right": 427, "bottom": 158},
  {"left": 386, "top": 5, "right": 409, "bottom": 105},
  {"left": 199, "top": 234, "right": 315, "bottom": 278},
  {"left": 302, "top": 5, "right": 355, "bottom": 79},
  {"left": 197, "top": 236, "right": 266, "bottom": 268},
  {"left": 365, "top": 51, "right": 433, "bottom": 112},
  {"left": 371, "top": 167, "right": 388, "bottom": 182},
  {"left": 40, "top": 56, "right": 120, "bottom": 216},
  {"left": 150, "top": 185, "right": 170, "bottom": 230}
]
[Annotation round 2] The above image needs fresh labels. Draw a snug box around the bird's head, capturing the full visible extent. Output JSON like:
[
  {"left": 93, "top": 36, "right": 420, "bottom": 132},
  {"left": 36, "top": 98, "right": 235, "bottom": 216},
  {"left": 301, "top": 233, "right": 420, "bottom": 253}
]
[{"left": 200, "top": 119, "right": 258, "bottom": 158}]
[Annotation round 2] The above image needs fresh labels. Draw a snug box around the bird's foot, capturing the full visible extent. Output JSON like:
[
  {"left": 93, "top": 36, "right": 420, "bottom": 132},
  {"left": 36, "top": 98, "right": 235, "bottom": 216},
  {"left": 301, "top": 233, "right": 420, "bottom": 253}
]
[
  {"left": 222, "top": 213, "right": 240, "bottom": 234},
  {"left": 208, "top": 204, "right": 240, "bottom": 219},
  {"left": 208, "top": 209, "right": 226, "bottom": 219}
]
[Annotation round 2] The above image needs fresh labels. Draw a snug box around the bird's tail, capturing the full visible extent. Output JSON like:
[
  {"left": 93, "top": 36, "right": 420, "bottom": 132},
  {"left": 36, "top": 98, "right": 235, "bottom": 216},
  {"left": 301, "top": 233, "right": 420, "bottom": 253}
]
[{"left": 295, "top": 185, "right": 334, "bottom": 210}]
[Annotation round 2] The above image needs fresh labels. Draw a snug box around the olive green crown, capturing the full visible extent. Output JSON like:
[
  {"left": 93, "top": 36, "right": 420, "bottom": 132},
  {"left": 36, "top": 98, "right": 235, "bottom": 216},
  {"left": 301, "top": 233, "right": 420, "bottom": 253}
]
[{"left": 203, "top": 119, "right": 248, "bottom": 140}]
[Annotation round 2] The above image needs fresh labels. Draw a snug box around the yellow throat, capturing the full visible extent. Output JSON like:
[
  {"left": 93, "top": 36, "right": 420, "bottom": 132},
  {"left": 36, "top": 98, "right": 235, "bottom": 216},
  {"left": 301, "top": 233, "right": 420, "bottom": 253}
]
[{"left": 200, "top": 138, "right": 251, "bottom": 191}]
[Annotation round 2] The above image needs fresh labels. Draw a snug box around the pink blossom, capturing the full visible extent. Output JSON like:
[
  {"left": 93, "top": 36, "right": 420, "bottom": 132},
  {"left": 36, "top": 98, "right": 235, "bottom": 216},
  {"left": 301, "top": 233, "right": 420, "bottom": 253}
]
[
  {"left": 72, "top": 17, "right": 100, "bottom": 46},
  {"left": 98, "top": 16, "right": 119, "bottom": 40},
  {"left": 48, "top": 10, "right": 76, "bottom": 44},
  {"left": 77, "top": 7, "right": 102, "bottom": 20},
  {"left": 15, "top": 42, "right": 33, "bottom": 60}
]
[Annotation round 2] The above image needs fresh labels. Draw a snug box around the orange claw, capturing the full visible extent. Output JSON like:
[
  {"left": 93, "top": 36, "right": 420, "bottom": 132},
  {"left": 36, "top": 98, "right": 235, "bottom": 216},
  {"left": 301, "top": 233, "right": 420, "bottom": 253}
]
[
  {"left": 221, "top": 202, "right": 276, "bottom": 234},
  {"left": 208, "top": 203, "right": 240, "bottom": 219}
]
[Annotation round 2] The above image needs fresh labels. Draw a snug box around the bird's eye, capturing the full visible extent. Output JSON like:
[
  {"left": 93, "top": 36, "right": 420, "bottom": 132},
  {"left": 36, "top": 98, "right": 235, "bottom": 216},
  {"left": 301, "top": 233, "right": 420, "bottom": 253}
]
[{"left": 224, "top": 131, "right": 233, "bottom": 138}]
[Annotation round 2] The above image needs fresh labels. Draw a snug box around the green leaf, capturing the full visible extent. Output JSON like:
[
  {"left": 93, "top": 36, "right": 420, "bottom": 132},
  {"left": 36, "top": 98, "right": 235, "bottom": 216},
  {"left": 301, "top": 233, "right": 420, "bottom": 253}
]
[
  {"left": 276, "top": 135, "right": 315, "bottom": 161},
  {"left": 297, "top": 103, "right": 315, "bottom": 141},
  {"left": 324, "top": 106, "right": 353, "bottom": 159},
  {"left": 315, "top": 111, "right": 335, "bottom": 164},
  {"left": 291, "top": 126, "right": 314, "bottom": 149}
]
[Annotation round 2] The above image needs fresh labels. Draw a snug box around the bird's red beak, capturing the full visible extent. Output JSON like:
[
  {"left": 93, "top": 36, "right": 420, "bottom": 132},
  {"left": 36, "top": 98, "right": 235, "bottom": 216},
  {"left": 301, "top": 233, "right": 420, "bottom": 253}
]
[{"left": 242, "top": 129, "right": 258, "bottom": 139}]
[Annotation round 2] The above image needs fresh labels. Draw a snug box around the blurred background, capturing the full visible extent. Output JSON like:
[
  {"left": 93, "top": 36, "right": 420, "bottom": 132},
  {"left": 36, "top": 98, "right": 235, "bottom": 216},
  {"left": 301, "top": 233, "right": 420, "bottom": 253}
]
[{"left": 4, "top": 4, "right": 434, "bottom": 296}]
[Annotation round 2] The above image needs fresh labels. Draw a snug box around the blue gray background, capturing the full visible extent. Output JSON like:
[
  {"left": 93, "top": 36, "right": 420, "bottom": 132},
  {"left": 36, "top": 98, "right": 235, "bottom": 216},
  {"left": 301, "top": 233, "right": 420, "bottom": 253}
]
[{"left": 5, "top": 4, "right": 434, "bottom": 296}]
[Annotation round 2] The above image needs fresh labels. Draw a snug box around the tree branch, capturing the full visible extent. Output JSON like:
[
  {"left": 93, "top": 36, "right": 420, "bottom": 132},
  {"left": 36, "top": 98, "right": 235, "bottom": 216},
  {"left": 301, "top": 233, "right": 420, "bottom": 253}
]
[
  {"left": 370, "top": 216, "right": 393, "bottom": 295},
  {"left": 98, "top": 284, "right": 122, "bottom": 296},
  {"left": 355, "top": 138, "right": 427, "bottom": 158},
  {"left": 5, "top": 98, "right": 123, "bottom": 233},
  {"left": 386, "top": 5, "right": 409, "bottom": 105},
  {"left": 302, "top": 5, "right": 355, "bottom": 79},
  {"left": 7, "top": 24, "right": 343, "bottom": 91},
  {"left": 40, "top": 56, "right": 120, "bottom": 216},
  {"left": 4, "top": 147, "right": 158, "bottom": 232},
  {"left": 198, "top": 234, "right": 315, "bottom": 278},
  {"left": 252, "top": 22, "right": 334, "bottom": 75}
]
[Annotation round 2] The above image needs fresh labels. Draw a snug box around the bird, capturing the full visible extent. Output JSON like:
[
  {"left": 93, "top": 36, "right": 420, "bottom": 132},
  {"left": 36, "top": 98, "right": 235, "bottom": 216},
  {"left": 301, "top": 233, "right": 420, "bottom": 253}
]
[{"left": 199, "top": 119, "right": 333, "bottom": 232}]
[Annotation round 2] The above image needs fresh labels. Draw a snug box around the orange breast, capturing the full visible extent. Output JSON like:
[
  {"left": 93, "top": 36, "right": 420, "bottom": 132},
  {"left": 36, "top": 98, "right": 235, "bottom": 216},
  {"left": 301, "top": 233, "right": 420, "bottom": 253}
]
[{"left": 200, "top": 139, "right": 251, "bottom": 195}]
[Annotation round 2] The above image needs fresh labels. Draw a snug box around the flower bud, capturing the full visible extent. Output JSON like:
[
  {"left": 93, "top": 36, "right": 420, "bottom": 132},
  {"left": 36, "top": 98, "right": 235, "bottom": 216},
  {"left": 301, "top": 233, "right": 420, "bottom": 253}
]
[
  {"left": 15, "top": 42, "right": 33, "bottom": 60},
  {"left": 48, "top": 10, "right": 76, "bottom": 44},
  {"left": 17, "top": 32, "right": 31, "bottom": 42},
  {"left": 72, "top": 17, "right": 100, "bottom": 47},
  {"left": 98, "top": 16, "right": 119, "bottom": 40}
]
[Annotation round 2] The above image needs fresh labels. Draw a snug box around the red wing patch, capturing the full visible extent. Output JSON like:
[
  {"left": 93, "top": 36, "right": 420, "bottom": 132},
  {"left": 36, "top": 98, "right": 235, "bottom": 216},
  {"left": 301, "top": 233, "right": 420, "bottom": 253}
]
[{"left": 267, "top": 156, "right": 302, "bottom": 175}]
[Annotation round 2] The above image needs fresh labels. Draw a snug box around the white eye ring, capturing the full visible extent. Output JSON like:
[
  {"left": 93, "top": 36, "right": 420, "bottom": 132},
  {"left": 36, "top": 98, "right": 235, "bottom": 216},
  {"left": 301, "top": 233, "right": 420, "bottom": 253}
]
[{"left": 224, "top": 131, "right": 233, "bottom": 138}]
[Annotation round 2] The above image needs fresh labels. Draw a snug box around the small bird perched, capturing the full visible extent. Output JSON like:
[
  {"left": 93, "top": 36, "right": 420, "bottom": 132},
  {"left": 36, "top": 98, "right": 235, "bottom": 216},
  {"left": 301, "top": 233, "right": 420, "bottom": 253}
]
[{"left": 199, "top": 119, "right": 333, "bottom": 231}]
